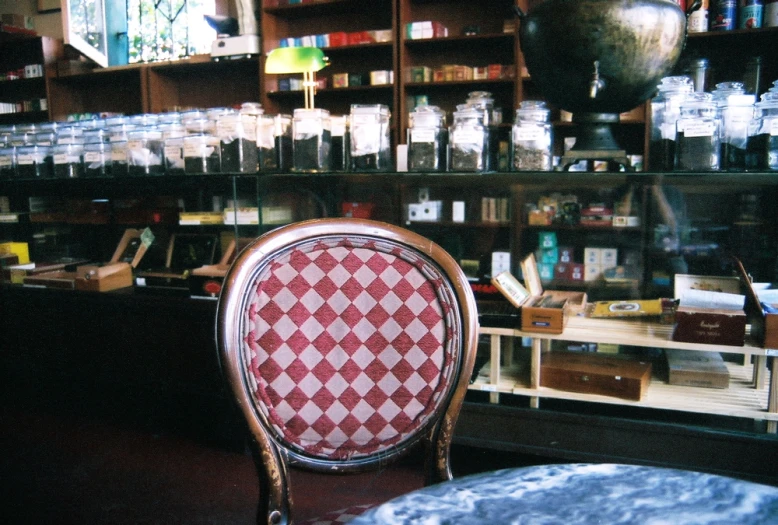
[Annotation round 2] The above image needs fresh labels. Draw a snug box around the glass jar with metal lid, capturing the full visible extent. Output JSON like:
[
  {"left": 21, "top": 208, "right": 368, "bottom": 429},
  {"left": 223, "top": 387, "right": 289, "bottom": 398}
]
[
  {"left": 649, "top": 76, "right": 694, "bottom": 171},
  {"left": 675, "top": 92, "right": 721, "bottom": 171},
  {"left": 349, "top": 104, "right": 391, "bottom": 171},
  {"left": 449, "top": 106, "right": 489, "bottom": 172},
  {"left": 292, "top": 108, "right": 331, "bottom": 172},
  {"left": 746, "top": 90, "right": 778, "bottom": 171},
  {"left": 408, "top": 105, "right": 447, "bottom": 172},
  {"left": 465, "top": 91, "right": 499, "bottom": 171},
  {"left": 127, "top": 128, "right": 165, "bottom": 176},
  {"left": 511, "top": 100, "right": 553, "bottom": 171},
  {"left": 711, "top": 82, "right": 755, "bottom": 171}
]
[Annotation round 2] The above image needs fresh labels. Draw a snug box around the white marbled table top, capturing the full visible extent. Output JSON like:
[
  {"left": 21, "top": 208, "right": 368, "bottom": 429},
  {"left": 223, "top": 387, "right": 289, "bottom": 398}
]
[{"left": 351, "top": 463, "right": 778, "bottom": 525}]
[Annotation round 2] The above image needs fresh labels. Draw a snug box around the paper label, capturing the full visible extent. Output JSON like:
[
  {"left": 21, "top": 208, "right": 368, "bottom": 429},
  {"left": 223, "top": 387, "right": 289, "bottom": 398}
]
[
  {"left": 771, "top": 120, "right": 778, "bottom": 137},
  {"left": 411, "top": 129, "right": 436, "bottom": 143},
  {"left": 513, "top": 126, "right": 546, "bottom": 141},
  {"left": 452, "top": 128, "right": 482, "bottom": 145},
  {"left": 84, "top": 152, "right": 103, "bottom": 162},
  {"left": 682, "top": 122, "right": 715, "bottom": 138}
]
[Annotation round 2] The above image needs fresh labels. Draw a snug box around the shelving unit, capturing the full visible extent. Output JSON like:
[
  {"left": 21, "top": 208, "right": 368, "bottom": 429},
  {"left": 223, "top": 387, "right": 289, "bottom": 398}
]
[
  {"left": 475, "top": 313, "right": 777, "bottom": 432},
  {"left": 0, "top": 35, "right": 62, "bottom": 124}
]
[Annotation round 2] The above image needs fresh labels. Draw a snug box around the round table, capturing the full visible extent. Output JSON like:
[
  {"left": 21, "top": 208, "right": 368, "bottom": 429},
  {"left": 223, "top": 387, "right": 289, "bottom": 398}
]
[{"left": 350, "top": 463, "right": 778, "bottom": 524}]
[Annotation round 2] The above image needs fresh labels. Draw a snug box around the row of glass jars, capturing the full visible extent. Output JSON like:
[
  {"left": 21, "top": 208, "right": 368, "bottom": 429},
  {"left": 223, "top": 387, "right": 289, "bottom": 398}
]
[
  {"left": 407, "top": 92, "right": 552, "bottom": 173},
  {"left": 649, "top": 77, "right": 778, "bottom": 172}
]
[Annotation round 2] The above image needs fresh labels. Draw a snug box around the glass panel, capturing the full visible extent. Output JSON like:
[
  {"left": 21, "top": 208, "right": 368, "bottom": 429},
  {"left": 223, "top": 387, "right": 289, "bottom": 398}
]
[{"left": 62, "top": 0, "right": 109, "bottom": 67}]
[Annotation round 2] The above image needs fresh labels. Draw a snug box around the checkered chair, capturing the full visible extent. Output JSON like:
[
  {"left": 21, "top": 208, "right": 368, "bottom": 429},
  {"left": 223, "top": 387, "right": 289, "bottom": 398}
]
[{"left": 217, "top": 218, "right": 478, "bottom": 525}]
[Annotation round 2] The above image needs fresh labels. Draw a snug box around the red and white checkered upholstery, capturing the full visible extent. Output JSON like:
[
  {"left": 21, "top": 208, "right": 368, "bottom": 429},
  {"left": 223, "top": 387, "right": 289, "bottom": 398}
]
[{"left": 243, "top": 236, "right": 460, "bottom": 460}]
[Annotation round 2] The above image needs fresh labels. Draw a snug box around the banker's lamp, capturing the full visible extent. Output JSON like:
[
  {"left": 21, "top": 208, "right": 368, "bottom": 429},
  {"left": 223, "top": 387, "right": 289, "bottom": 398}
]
[{"left": 265, "top": 47, "right": 329, "bottom": 109}]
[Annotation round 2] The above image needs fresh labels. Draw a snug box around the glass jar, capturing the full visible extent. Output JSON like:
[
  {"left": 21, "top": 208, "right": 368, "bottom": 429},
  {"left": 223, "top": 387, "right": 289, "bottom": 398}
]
[
  {"left": 127, "top": 128, "right": 165, "bottom": 176},
  {"left": 675, "top": 92, "right": 721, "bottom": 171},
  {"left": 128, "top": 113, "right": 160, "bottom": 128},
  {"left": 34, "top": 132, "right": 57, "bottom": 147},
  {"left": 711, "top": 82, "right": 755, "bottom": 171},
  {"left": 465, "top": 91, "right": 498, "bottom": 171},
  {"left": 52, "top": 142, "right": 84, "bottom": 178},
  {"left": 108, "top": 124, "right": 135, "bottom": 177},
  {"left": 745, "top": 91, "right": 778, "bottom": 171},
  {"left": 349, "top": 104, "right": 391, "bottom": 171},
  {"left": 258, "top": 114, "right": 292, "bottom": 172},
  {"left": 293, "top": 108, "right": 331, "bottom": 173},
  {"left": 511, "top": 100, "right": 553, "bottom": 171},
  {"left": 650, "top": 76, "right": 694, "bottom": 171},
  {"left": 56, "top": 126, "right": 85, "bottom": 145},
  {"left": 217, "top": 111, "right": 259, "bottom": 173},
  {"left": 161, "top": 124, "right": 187, "bottom": 176},
  {"left": 0, "top": 146, "right": 16, "bottom": 179},
  {"left": 407, "top": 105, "right": 447, "bottom": 172},
  {"left": 16, "top": 144, "right": 51, "bottom": 179},
  {"left": 183, "top": 134, "right": 221, "bottom": 174},
  {"left": 449, "top": 106, "right": 489, "bottom": 172},
  {"left": 82, "top": 128, "right": 108, "bottom": 144},
  {"left": 330, "top": 115, "right": 350, "bottom": 172},
  {"left": 83, "top": 140, "right": 112, "bottom": 178}
]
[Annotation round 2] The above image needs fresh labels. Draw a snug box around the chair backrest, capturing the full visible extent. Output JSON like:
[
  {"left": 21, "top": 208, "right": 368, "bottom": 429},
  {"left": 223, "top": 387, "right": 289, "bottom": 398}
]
[{"left": 217, "top": 218, "right": 478, "bottom": 525}]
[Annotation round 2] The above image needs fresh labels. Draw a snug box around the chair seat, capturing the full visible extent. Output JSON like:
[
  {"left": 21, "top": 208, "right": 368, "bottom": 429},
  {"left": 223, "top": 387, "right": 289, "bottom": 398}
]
[{"left": 298, "top": 503, "right": 377, "bottom": 525}]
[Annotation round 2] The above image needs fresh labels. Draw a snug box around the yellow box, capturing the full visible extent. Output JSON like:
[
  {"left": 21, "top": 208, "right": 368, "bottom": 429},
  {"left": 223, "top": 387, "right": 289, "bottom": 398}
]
[{"left": 0, "top": 242, "right": 30, "bottom": 264}]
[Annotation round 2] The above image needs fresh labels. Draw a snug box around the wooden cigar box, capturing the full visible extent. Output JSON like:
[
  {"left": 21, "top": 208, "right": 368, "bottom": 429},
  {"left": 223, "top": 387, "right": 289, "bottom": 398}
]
[
  {"left": 540, "top": 351, "right": 652, "bottom": 401},
  {"left": 74, "top": 229, "right": 149, "bottom": 292}
]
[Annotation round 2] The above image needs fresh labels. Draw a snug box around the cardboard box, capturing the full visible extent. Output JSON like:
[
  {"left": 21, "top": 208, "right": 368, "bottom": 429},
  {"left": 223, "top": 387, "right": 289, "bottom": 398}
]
[
  {"left": 0, "top": 241, "right": 30, "bottom": 264},
  {"left": 673, "top": 306, "right": 746, "bottom": 346},
  {"left": 541, "top": 351, "right": 652, "bottom": 401},
  {"left": 665, "top": 349, "right": 729, "bottom": 389}
]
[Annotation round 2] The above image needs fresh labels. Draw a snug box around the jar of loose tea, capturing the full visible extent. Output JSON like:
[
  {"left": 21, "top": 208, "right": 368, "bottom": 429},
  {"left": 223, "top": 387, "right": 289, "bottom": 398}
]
[
  {"left": 127, "top": 128, "right": 165, "bottom": 176},
  {"left": 649, "top": 76, "right": 694, "bottom": 171},
  {"left": 108, "top": 123, "right": 136, "bottom": 177},
  {"left": 408, "top": 105, "right": 447, "bottom": 172},
  {"left": 183, "top": 118, "right": 221, "bottom": 174},
  {"left": 465, "top": 91, "right": 499, "bottom": 171},
  {"left": 712, "top": 82, "right": 755, "bottom": 171},
  {"left": 511, "top": 100, "right": 553, "bottom": 171},
  {"left": 0, "top": 146, "right": 16, "bottom": 179},
  {"left": 349, "top": 104, "right": 391, "bottom": 171},
  {"left": 56, "top": 126, "right": 84, "bottom": 145},
  {"left": 16, "top": 144, "right": 51, "bottom": 179},
  {"left": 330, "top": 115, "right": 349, "bottom": 171},
  {"left": 675, "top": 92, "right": 721, "bottom": 171},
  {"left": 292, "top": 108, "right": 331, "bottom": 173},
  {"left": 161, "top": 123, "right": 187, "bottom": 176},
  {"left": 449, "top": 106, "right": 489, "bottom": 172},
  {"left": 217, "top": 109, "right": 259, "bottom": 173},
  {"left": 745, "top": 90, "right": 778, "bottom": 171},
  {"left": 83, "top": 140, "right": 112, "bottom": 178},
  {"left": 52, "top": 142, "right": 84, "bottom": 179}
]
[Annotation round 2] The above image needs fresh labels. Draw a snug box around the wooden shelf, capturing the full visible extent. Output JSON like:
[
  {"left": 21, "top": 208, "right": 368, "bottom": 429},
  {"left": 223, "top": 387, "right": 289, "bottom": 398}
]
[
  {"left": 476, "top": 310, "right": 778, "bottom": 430},
  {"left": 470, "top": 359, "right": 775, "bottom": 422}
]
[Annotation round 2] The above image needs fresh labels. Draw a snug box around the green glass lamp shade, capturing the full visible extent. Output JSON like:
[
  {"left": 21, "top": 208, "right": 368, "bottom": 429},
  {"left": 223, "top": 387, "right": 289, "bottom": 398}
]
[{"left": 265, "top": 47, "right": 328, "bottom": 74}]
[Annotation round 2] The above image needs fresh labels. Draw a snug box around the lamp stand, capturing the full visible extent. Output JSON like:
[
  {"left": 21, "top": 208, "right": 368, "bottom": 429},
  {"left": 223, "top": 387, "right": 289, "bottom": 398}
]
[{"left": 303, "top": 71, "right": 316, "bottom": 109}]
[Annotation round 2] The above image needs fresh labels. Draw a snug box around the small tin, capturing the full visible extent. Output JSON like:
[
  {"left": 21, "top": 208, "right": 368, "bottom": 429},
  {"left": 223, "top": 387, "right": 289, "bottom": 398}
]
[
  {"left": 710, "top": 0, "right": 737, "bottom": 29},
  {"left": 739, "top": 0, "right": 764, "bottom": 28}
]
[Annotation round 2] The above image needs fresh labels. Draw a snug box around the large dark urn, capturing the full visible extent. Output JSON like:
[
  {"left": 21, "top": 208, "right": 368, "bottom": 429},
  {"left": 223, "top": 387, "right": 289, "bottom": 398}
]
[{"left": 516, "top": 0, "right": 688, "bottom": 164}]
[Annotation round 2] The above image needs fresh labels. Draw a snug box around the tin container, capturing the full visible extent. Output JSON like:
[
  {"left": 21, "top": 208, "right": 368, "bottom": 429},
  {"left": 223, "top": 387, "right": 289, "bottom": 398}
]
[
  {"left": 710, "top": 0, "right": 737, "bottom": 29},
  {"left": 739, "top": 0, "right": 764, "bottom": 28},
  {"left": 766, "top": 0, "right": 778, "bottom": 26},
  {"left": 688, "top": 0, "right": 710, "bottom": 32}
]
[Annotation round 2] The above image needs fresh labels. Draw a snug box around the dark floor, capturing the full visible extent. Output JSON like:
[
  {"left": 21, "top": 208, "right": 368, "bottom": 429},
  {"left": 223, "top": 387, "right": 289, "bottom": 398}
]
[{"left": 0, "top": 406, "right": 543, "bottom": 525}]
